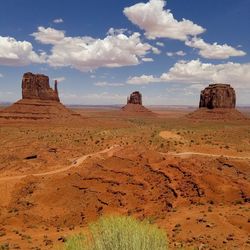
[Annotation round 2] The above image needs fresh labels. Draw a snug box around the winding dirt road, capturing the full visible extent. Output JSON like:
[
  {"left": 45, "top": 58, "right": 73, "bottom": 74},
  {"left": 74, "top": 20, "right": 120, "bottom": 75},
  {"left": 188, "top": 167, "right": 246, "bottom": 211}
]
[
  {"left": 1, "top": 144, "right": 249, "bottom": 183},
  {"left": 166, "top": 151, "right": 250, "bottom": 160},
  {"left": 0, "top": 145, "right": 120, "bottom": 182}
]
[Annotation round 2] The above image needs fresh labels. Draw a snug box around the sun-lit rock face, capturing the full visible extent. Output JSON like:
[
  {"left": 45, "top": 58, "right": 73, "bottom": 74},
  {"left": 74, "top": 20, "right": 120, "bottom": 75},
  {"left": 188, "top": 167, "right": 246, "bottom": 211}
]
[
  {"left": 22, "top": 72, "right": 59, "bottom": 102},
  {"left": 199, "top": 84, "right": 236, "bottom": 109}
]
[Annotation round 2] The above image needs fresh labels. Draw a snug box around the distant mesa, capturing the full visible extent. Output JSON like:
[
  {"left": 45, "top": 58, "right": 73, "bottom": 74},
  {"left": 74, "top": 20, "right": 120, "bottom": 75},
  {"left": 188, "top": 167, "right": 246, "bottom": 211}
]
[
  {"left": 199, "top": 84, "right": 236, "bottom": 109},
  {"left": 188, "top": 83, "right": 245, "bottom": 120},
  {"left": 122, "top": 91, "right": 153, "bottom": 115},
  {"left": 0, "top": 72, "right": 79, "bottom": 120},
  {"left": 127, "top": 91, "right": 142, "bottom": 105}
]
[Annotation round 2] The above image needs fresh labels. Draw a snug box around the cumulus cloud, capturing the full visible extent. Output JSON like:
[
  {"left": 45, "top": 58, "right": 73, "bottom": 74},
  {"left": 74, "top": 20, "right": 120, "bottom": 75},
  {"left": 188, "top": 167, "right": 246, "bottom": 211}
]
[
  {"left": 185, "top": 37, "right": 246, "bottom": 59},
  {"left": 156, "top": 42, "right": 164, "bottom": 47},
  {"left": 127, "top": 59, "right": 250, "bottom": 88},
  {"left": 31, "top": 26, "right": 65, "bottom": 44},
  {"left": 32, "top": 26, "right": 156, "bottom": 71},
  {"left": 53, "top": 18, "right": 64, "bottom": 24},
  {"left": 124, "top": 0, "right": 205, "bottom": 40},
  {"left": 94, "top": 81, "right": 124, "bottom": 87},
  {"left": 142, "top": 57, "right": 154, "bottom": 62},
  {"left": 166, "top": 50, "right": 186, "bottom": 57},
  {"left": 0, "top": 36, "right": 45, "bottom": 66},
  {"left": 152, "top": 47, "right": 161, "bottom": 54},
  {"left": 127, "top": 74, "right": 157, "bottom": 84}
]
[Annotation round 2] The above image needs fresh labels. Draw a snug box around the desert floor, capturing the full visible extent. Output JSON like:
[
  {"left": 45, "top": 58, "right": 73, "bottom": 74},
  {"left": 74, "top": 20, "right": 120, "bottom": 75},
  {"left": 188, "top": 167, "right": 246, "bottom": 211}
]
[{"left": 0, "top": 106, "right": 249, "bottom": 250}]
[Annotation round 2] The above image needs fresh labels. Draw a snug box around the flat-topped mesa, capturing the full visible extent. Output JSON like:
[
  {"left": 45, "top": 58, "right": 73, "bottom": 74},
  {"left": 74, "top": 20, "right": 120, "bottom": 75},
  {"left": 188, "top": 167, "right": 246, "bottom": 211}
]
[
  {"left": 127, "top": 91, "right": 142, "bottom": 105},
  {"left": 22, "top": 72, "right": 60, "bottom": 102},
  {"left": 199, "top": 83, "right": 236, "bottom": 109}
]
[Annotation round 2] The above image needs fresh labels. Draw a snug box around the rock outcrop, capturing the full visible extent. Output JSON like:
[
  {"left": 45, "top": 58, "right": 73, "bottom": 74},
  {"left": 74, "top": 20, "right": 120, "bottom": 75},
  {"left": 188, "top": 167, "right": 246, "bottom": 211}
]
[
  {"left": 0, "top": 73, "right": 80, "bottom": 120},
  {"left": 199, "top": 84, "right": 236, "bottom": 109},
  {"left": 127, "top": 91, "right": 142, "bottom": 105},
  {"left": 22, "top": 72, "right": 59, "bottom": 102},
  {"left": 122, "top": 91, "right": 154, "bottom": 115},
  {"left": 187, "top": 83, "right": 246, "bottom": 120}
]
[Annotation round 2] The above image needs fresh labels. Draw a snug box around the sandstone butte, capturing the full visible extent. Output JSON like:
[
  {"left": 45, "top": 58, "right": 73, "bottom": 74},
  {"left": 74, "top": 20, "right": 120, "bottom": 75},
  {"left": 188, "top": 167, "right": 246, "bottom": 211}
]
[
  {"left": 121, "top": 91, "right": 154, "bottom": 115},
  {"left": 187, "top": 83, "right": 246, "bottom": 120},
  {"left": 0, "top": 72, "right": 79, "bottom": 120}
]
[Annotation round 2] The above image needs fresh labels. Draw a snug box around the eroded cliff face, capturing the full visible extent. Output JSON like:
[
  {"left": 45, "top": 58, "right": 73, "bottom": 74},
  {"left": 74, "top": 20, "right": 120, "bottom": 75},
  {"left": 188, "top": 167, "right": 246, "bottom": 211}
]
[
  {"left": 199, "top": 84, "right": 236, "bottom": 109},
  {"left": 22, "top": 72, "right": 60, "bottom": 102},
  {"left": 127, "top": 91, "right": 142, "bottom": 105}
]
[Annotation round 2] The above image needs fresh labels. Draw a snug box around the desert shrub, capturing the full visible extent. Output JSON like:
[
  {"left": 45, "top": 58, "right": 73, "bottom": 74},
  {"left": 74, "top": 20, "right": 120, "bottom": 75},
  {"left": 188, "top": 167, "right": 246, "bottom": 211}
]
[
  {"left": 64, "top": 234, "right": 87, "bottom": 250},
  {"left": 62, "top": 215, "right": 168, "bottom": 250}
]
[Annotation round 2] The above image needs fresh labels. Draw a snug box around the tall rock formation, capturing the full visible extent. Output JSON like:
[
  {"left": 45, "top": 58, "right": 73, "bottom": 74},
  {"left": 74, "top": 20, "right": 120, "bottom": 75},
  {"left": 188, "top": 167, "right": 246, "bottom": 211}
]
[
  {"left": 122, "top": 91, "right": 153, "bottom": 115},
  {"left": 0, "top": 73, "right": 80, "bottom": 120},
  {"left": 127, "top": 91, "right": 142, "bottom": 105},
  {"left": 187, "top": 83, "right": 245, "bottom": 120},
  {"left": 22, "top": 72, "right": 60, "bottom": 102},
  {"left": 199, "top": 84, "right": 236, "bottom": 109}
]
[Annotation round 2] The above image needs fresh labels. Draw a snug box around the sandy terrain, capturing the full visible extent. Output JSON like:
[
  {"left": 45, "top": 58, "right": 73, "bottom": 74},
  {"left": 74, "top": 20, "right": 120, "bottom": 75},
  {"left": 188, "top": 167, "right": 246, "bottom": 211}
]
[{"left": 0, "top": 107, "right": 249, "bottom": 249}]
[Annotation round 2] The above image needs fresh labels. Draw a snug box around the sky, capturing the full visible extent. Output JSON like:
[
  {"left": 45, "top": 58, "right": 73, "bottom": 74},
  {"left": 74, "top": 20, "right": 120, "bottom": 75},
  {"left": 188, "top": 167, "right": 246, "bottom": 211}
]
[{"left": 0, "top": 0, "right": 250, "bottom": 106}]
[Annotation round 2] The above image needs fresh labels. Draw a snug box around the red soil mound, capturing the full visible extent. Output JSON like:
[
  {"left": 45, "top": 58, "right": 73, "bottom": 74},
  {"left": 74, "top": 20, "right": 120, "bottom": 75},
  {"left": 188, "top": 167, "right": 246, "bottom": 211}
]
[
  {"left": 187, "top": 108, "right": 246, "bottom": 120},
  {"left": 121, "top": 103, "right": 154, "bottom": 115},
  {"left": 0, "top": 99, "right": 80, "bottom": 120}
]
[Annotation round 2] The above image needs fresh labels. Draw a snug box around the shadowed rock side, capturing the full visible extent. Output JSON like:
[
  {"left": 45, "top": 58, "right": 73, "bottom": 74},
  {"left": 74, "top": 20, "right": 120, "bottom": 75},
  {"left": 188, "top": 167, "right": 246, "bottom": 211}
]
[
  {"left": 199, "top": 84, "right": 236, "bottom": 109},
  {"left": 188, "top": 84, "right": 246, "bottom": 120},
  {"left": 122, "top": 91, "right": 153, "bottom": 115},
  {"left": 0, "top": 73, "right": 80, "bottom": 120}
]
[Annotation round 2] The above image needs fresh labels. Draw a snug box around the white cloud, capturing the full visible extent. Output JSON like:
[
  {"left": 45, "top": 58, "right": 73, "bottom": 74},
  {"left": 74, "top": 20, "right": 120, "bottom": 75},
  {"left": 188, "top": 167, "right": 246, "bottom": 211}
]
[
  {"left": 166, "top": 50, "right": 186, "bottom": 57},
  {"left": 0, "top": 36, "right": 45, "bottom": 66},
  {"left": 32, "top": 26, "right": 156, "bottom": 71},
  {"left": 185, "top": 37, "right": 246, "bottom": 59},
  {"left": 176, "top": 50, "right": 186, "bottom": 56},
  {"left": 127, "top": 74, "right": 157, "bottom": 84},
  {"left": 0, "top": 73, "right": 3, "bottom": 77},
  {"left": 31, "top": 26, "right": 65, "bottom": 44},
  {"left": 142, "top": 57, "right": 154, "bottom": 62},
  {"left": 126, "top": 59, "right": 250, "bottom": 88},
  {"left": 107, "top": 28, "right": 127, "bottom": 35},
  {"left": 52, "top": 76, "right": 65, "bottom": 82},
  {"left": 152, "top": 47, "right": 161, "bottom": 54},
  {"left": 53, "top": 18, "right": 64, "bottom": 24},
  {"left": 156, "top": 42, "right": 164, "bottom": 47},
  {"left": 94, "top": 81, "right": 124, "bottom": 87},
  {"left": 124, "top": 0, "right": 205, "bottom": 41}
]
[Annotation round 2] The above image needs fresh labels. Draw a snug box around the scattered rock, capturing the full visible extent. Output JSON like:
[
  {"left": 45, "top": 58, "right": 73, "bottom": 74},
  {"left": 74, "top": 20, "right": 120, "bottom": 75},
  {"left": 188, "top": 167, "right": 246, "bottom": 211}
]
[{"left": 24, "top": 155, "right": 37, "bottom": 160}]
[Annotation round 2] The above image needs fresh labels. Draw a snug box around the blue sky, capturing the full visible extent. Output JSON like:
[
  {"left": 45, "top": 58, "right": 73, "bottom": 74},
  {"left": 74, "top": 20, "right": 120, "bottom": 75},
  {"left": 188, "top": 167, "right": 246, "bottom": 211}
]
[{"left": 0, "top": 0, "right": 250, "bottom": 105}]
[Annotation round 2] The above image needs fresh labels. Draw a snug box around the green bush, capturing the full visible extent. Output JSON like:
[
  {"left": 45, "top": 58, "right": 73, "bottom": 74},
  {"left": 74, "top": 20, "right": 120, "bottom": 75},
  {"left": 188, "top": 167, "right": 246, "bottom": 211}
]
[{"left": 62, "top": 215, "right": 168, "bottom": 250}]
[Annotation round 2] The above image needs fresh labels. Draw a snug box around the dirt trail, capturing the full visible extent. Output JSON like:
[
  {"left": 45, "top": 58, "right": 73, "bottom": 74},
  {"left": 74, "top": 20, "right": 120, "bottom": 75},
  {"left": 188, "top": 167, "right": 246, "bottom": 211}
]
[
  {"left": 167, "top": 151, "right": 250, "bottom": 160},
  {"left": 1, "top": 144, "right": 250, "bottom": 182},
  {"left": 0, "top": 145, "right": 120, "bottom": 182}
]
